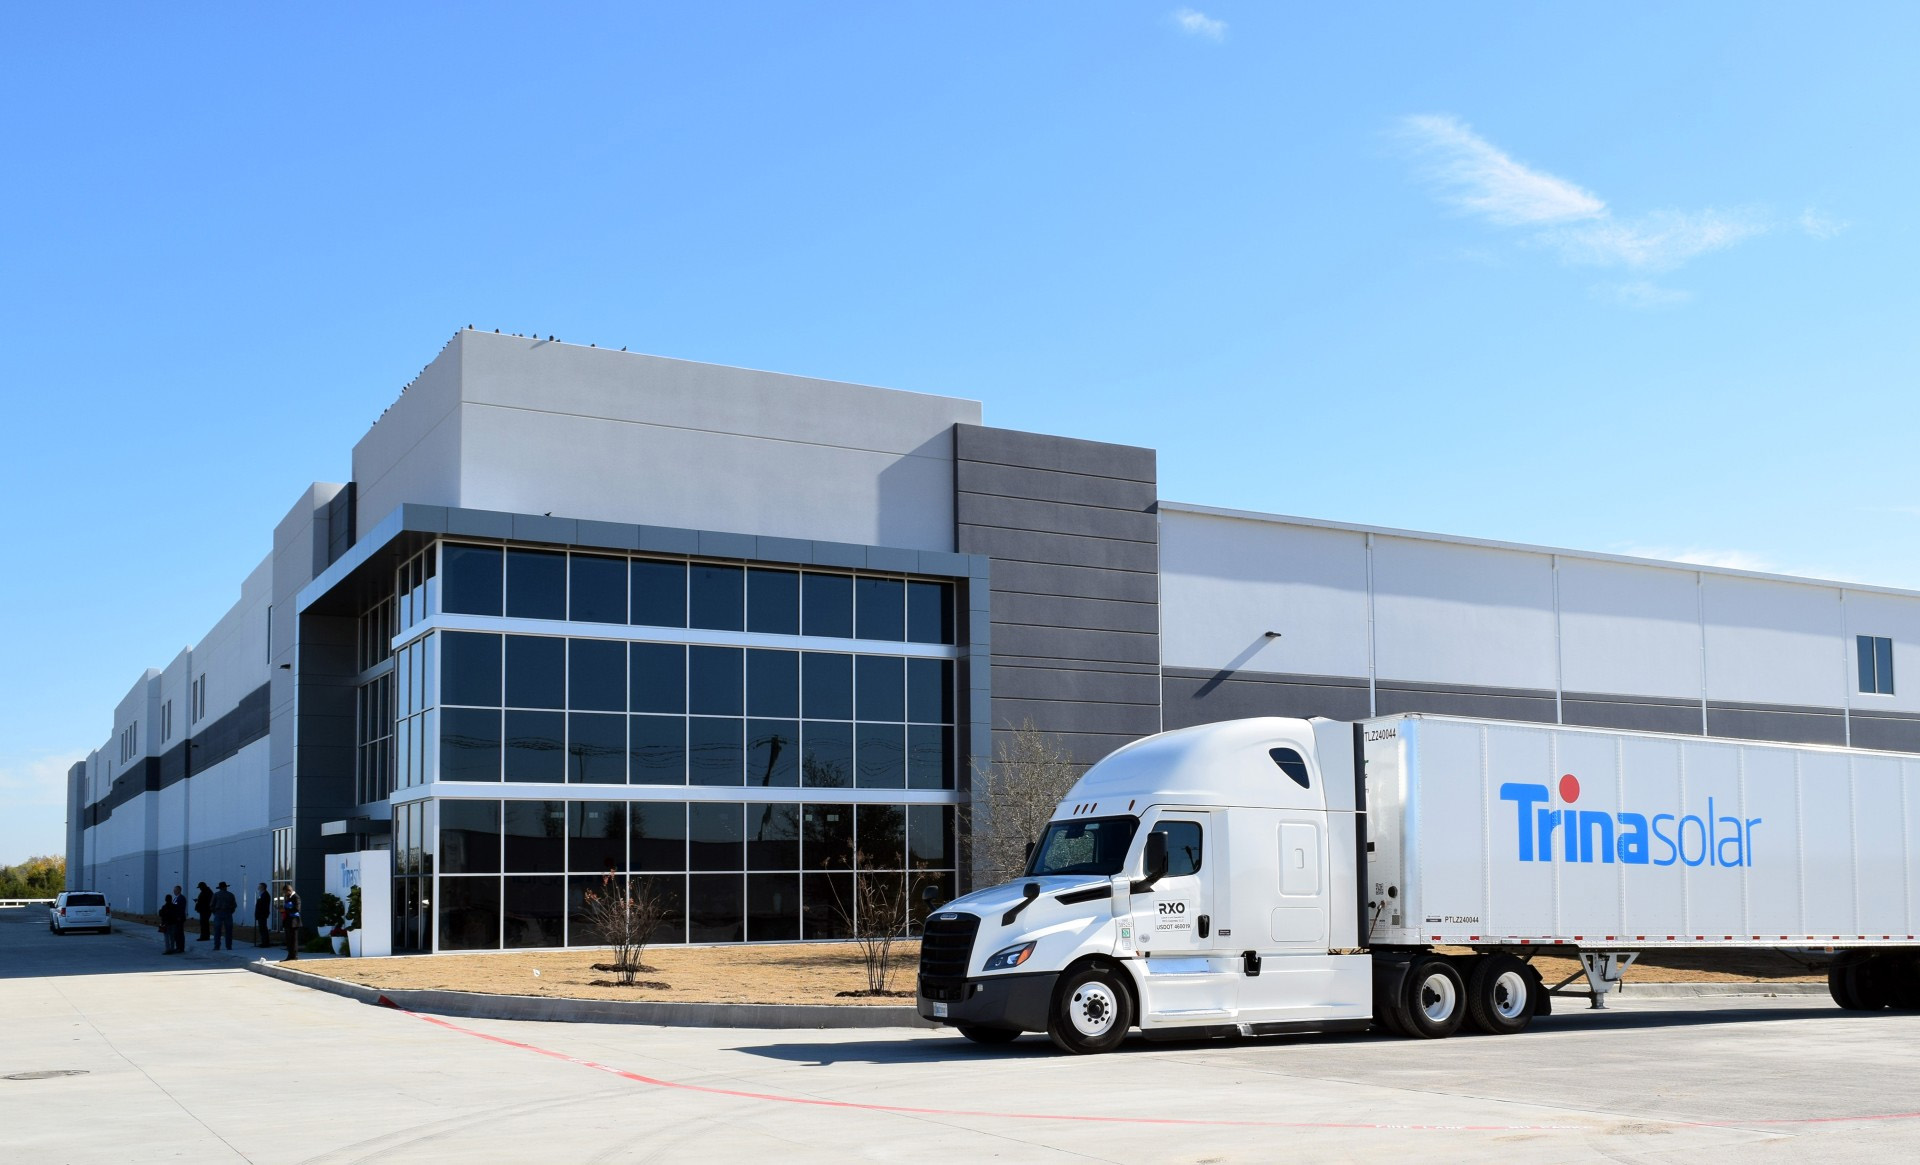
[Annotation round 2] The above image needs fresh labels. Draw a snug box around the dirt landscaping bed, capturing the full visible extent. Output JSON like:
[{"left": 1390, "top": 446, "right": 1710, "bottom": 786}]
[{"left": 293, "top": 941, "right": 1827, "bottom": 1006}]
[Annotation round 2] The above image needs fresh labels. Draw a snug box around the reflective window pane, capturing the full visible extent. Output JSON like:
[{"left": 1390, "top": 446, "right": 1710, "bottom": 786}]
[
  {"left": 568, "top": 638, "right": 626, "bottom": 712},
  {"left": 689, "top": 564, "right": 745, "bottom": 631},
  {"left": 629, "top": 715, "right": 687, "bottom": 785},
  {"left": 503, "top": 875, "right": 566, "bottom": 947},
  {"left": 747, "top": 568, "right": 800, "bottom": 635},
  {"left": 911, "top": 871, "right": 958, "bottom": 932},
  {"left": 688, "top": 717, "right": 744, "bottom": 786},
  {"left": 909, "top": 805, "right": 955, "bottom": 869},
  {"left": 636, "top": 874, "right": 687, "bottom": 944},
  {"left": 631, "top": 559, "right": 688, "bottom": 628},
  {"left": 630, "top": 802, "right": 687, "bottom": 870},
  {"left": 907, "top": 580, "right": 954, "bottom": 645},
  {"left": 689, "top": 802, "right": 744, "bottom": 871},
  {"left": 907, "top": 724, "right": 954, "bottom": 790},
  {"left": 855, "top": 655, "right": 905, "bottom": 722},
  {"left": 503, "top": 800, "right": 566, "bottom": 872},
  {"left": 503, "top": 710, "right": 565, "bottom": 782},
  {"left": 747, "top": 873, "right": 801, "bottom": 942},
  {"left": 688, "top": 646, "right": 743, "bottom": 716},
  {"left": 442, "top": 545, "right": 503, "bottom": 617},
  {"left": 747, "top": 802, "right": 801, "bottom": 869},
  {"left": 505, "top": 636, "right": 565, "bottom": 709},
  {"left": 566, "top": 712, "right": 627, "bottom": 784},
  {"left": 568, "top": 873, "right": 625, "bottom": 947},
  {"left": 802, "top": 873, "right": 852, "bottom": 939},
  {"left": 630, "top": 643, "right": 686, "bottom": 714},
  {"left": 857, "top": 804, "right": 907, "bottom": 869},
  {"left": 438, "top": 876, "right": 500, "bottom": 950},
  {"left": 907, "top": 658, "right": 952, "bottom": 724},
  {"left": 568, "top": 801, "right": 627, "bottom": 874},
  {"left": 855, "top": 577, "right": 905, "bottom": 641},
  {"left": 801, "top": 722, "right": 852, "bottom": 788},
  {"left": 440, "top": 708, "right": 503, "bottom": 782},
  {"left": 569, "top": 554, "right": 628, "bottom": 624},
  {"left": 748, "top": 719, "right": 799, "bottom": 787},
  {"left": 803, "top": 804, "right": 853, "bottom": 870},
  {"left": 802, "top": 573, "right": 853, "bottom": 638},
  {"left": 855, "top": 723, "right": 905, "bottom": 788},
  {"left": 506, "top": 549, "right": 567, "bottom": 620},
  {"left": 688, "top": 874, "right": 744, "bottom": 942},
  {"left": 801, "top": 653, "right": 852, "bottom": 720},
  {"left": 439, "top": 800, "right": 501, "bottom": 874},
  {"left": 747, "top": 649, "right": 799, "bottom": 718}
]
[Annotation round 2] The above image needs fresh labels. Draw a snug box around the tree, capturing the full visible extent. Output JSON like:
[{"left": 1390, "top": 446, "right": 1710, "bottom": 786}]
[
  {"left": 0, "top": 856, "right": 65, "bottom": 899},
  {"left": 966, "top": 720, "right": 1081, "bottom": 887},
  {"left": 580, "top": 872, "right": 666, "bottom": 986}
]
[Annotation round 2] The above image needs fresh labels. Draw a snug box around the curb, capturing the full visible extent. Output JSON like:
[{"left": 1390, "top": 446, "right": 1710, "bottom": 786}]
[
  {"left": 245, "top": 959, "right": 937, "bottom": 1029},
  {"left": 1616, "top": 981, "right": 1829, "bottom": 998}
]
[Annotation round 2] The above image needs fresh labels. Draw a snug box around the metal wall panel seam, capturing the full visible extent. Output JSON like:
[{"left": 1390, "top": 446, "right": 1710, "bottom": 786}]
[
  {"left": 1696, "top": 572, "right": 1709, "bottom": 736},
  {"left": 1365, "top": 533, "right": 1377, "bottom": 717},
  {"left": 1552, "top": 554, "right": 1564, "bottom": 726},
  {"left": 1794, "top": 751, "right": 1807, "bottom": 938},
  {"left": 1849, "top": 757, "right": 1861, "bottom": 937},
  {"left": 1738, "top": 747, "right": 1750, "bottom": 940},
  {"left": 1840, "top": 590, "right": 1852, "bottom": 747}
]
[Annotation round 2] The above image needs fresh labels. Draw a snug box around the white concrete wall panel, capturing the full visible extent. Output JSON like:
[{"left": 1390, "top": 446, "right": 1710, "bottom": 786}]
[
  {"left": 1558, "top": 557, "right": 1704, "bottom": 700},
  {"left": 1159, "top": 510, "right": 1368, "bottom": 676},
  {"left": 1372, "top": 536, "right": 1557, "bottom": 691},
  {"left": 1702, "top": 575, "right": 1844, "bottom": 708},
  {"left": 351, "top": 339, "right": 464, "bottom": 529}
]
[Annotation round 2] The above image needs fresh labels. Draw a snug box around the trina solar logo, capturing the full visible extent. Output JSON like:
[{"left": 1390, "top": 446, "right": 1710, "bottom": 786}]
[{"left": 1498, "top": 774, "right": 1762, "bottom": 867}]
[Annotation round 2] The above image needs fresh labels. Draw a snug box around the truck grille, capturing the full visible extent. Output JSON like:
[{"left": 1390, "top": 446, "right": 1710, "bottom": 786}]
[{"left": 917, "top": 912, "right": 980, "bottom": 1000}]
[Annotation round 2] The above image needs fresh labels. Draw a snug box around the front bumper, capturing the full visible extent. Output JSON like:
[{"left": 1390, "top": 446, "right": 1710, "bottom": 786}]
[{"left": 917, "top": 971, "right": 1058, "bottom": 1032}]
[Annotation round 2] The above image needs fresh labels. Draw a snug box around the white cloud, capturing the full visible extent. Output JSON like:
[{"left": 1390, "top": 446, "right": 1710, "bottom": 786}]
[
  {"left": 1396, "top": 114, "right": 1797, "bottom": 299},
  {"left": 1172, "top": 8, "right": 1226, "bottom": 40},
  {"left": 0, "top": 750, "right": 82, "bottom": 866},
  {"left": 1799, "top": 207, "right": 1848, "bottom": 239},
  {"left": 1595, "top": 280, "right": 1694, "bottom": 309},
  {"left": 1398, "top": 114, "right": 1606, "bottom": 226},
  {"left": 1547, "top": 208, "right": 1771, "bottom": 271}
]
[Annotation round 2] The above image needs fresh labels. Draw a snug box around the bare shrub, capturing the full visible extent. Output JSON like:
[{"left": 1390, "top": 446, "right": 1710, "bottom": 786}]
[
  {"left": 825, "top": 859, "right": 932, "bottom": 995},
  {"left": 580, "top": 872, "right": 665, "bottom": 987},
  {"left": 967, "top": 720, "right": 1081, "bottom": 887}
]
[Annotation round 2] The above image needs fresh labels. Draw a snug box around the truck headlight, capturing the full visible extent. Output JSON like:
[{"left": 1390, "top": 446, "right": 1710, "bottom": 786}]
[{"left": 982, "top": 941, "right": 1037, "bottom": 971}]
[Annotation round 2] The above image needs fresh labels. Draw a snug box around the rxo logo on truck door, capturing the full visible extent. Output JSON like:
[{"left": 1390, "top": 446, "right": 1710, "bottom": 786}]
[{"left": 1498, "top": 774, "right": 1762, "bottom": 867}]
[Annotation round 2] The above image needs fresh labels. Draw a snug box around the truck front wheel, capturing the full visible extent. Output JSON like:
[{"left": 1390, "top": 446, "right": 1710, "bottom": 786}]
[
  {"left": 1398, "top": 956, "right": 1466, "bottom": 1039},
  {"left": 958, "top": 1025, "right": 1021, "bottom": 1045},
  {"left": 1048, "top": 964, "right": 1134, "bottom": 1054}
]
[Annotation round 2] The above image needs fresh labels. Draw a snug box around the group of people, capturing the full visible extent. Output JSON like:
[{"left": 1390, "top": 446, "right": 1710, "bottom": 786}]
[{"left": 157, "top": 882, "right": 301, "bottom": 959}]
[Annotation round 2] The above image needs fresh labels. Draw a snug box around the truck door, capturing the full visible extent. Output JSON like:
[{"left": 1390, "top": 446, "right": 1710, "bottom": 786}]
[{"left": 1136, "top": 815, "right": 1215, "bottom": 954}]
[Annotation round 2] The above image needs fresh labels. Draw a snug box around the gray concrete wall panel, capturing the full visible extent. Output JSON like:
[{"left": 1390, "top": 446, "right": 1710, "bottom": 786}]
[
  {"left": 989, "top": 560, "right": 1161, "bottom": 605},
  {"left": 990, "top": 590, "right": 1158, "bottom": 635}
]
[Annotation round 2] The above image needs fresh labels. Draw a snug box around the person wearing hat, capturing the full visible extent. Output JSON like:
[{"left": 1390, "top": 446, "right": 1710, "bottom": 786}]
[
  {"left": 210, "top": 881, "right": 238, "bottom": 951},
  {"left": 194, "top": 881, "right": 214, "bottom": 941}
]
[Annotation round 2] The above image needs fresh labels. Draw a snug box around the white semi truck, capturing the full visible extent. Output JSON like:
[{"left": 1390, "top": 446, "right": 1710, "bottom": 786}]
[{"left": 916, "top": 714, "right": 1920, "bottom": 1052}]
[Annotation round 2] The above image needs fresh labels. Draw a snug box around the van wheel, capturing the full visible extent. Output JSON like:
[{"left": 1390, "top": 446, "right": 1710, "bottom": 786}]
[
  {"left": 1465, "top": 955, "right": 1534, "bottom": 1035},
  {"left": 1399, "top": 956, "right": 1465, "bottom": 1039},
  {"left": 958, "top": 1025, "right": 1020, "bottom": 1045},
  {"left": 1048, "top": 964, "right": 1133, "bottom": 1054}
]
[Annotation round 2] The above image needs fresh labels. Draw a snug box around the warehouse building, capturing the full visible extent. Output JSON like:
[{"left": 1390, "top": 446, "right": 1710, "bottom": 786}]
[{"left": 65, "top": 330, "right": 1920, "bottom": 952}]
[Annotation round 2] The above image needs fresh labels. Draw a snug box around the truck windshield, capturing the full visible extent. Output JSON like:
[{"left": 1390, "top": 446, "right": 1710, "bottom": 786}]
[{"left": 1026, "top": 816, "right": 1141, "bottom": 877}]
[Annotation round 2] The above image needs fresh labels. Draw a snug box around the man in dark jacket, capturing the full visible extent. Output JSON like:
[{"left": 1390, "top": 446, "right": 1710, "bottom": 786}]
[
  {"left": 254, "top": 883, "right": 272, "bottom": 947},
  {"left": 210, "top": 882, "right": 238, "bottom": 950},
  {"left": 194, "top": 882, "right": 214, "bottom": 941},
  {"left": 163, "top": 885, "right": 188, "bottom": 953},
  {"left": 157, "top": 891, "right": 183, "bottom": 953},
  {"left": 281, "top": 887, "right": 302, "bottom": 962}
]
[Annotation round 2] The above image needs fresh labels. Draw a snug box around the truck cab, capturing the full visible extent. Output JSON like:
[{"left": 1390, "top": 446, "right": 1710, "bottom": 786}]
[{"left": 917, "top": 717, "right": 1375, "bottom": 1052}]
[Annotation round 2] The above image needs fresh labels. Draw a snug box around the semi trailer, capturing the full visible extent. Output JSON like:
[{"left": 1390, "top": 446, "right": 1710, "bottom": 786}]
[{"left": 916, "top": 714, "right": 1920, "bottom": 1052}]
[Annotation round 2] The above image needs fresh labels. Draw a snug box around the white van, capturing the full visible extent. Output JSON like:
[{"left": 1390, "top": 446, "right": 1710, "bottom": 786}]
[{"left": 49, "top": 891, "right": 112, "bottom": 935}]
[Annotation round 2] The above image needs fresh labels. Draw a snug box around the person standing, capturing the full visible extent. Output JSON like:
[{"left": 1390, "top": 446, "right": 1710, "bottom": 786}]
[
  {"left": 280, "top": 886, "right": 302, "bottom": 962},
  {"left": 254, "top": 883, "right": 272, "bottom": 947},
  {"left": 157, "top": 889, "right": 182, "bottom": 953},
  {"left": 194, "top": 881, "right": 213, "bottom": 942},
  {"left": 210, "top": 882, "right": 238, "bottom": 950},
  {"left": 166, "top": 884, "right": 188, "bottom": 953}
]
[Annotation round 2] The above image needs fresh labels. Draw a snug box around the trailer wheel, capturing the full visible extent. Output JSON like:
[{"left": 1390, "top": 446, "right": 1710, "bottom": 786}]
[
  {"left": 1398, "top": 956, "right": 1465, "bottom": 1039},
  {"left": 958, "top": 1025, "right": 1021, "bottom": 1046},
  {"left": 1465, "top": 955, "right": 1534, "bottom": 1035},
  {"left": 1047, "top": 963, "right": 1134, "bottom": 1054},
  {"left": 1884, "top": 954, "right": 1920, "bottom": 1011},
  {"left": 1829, "top": 952, "right": 1879, "bottom": 1011}
]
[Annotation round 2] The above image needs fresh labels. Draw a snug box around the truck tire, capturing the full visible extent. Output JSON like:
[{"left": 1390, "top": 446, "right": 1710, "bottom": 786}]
[
  {"left": 958, "top": 1025, "right": 1021, "bottom": 1045},
  {"left": 1465, "top": 955, "right": 1534, "bottom": 1035},
  {"left": 1884, "top": 954, "right": 1920, "bottom": 1011},
  {"left": 1829, "top": 952, "right": 1879, "bottom": 1010},
  {"left": 1048, "top": 964, "right": 1134, "bottom": 1054},
  {"left": 1398, "top": 956, "right": 1465, "bottom": 1039},
  {"left": 1373, "top": 973, "right": 1410, "bottom": 1037}
]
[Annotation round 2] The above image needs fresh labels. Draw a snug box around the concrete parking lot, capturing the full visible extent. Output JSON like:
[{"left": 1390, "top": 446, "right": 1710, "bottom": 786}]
[{"left": 6, "top": 905, "right": 1920, "bottom": 1163}]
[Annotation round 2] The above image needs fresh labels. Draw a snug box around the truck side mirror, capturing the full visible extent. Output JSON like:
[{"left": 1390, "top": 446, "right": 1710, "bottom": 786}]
[{"left": 1132, "top": 830, "right": 1169, "bottom": 893}]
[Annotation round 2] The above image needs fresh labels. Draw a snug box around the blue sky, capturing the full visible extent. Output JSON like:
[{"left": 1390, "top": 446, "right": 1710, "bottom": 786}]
[{"left": 2, "top": 2, "right": 1916, "bottom": 864}]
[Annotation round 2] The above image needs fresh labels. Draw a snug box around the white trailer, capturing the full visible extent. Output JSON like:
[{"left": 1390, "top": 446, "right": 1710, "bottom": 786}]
[{"left": 916, "top": 715, "right": 1920, "bottom": 1053}]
